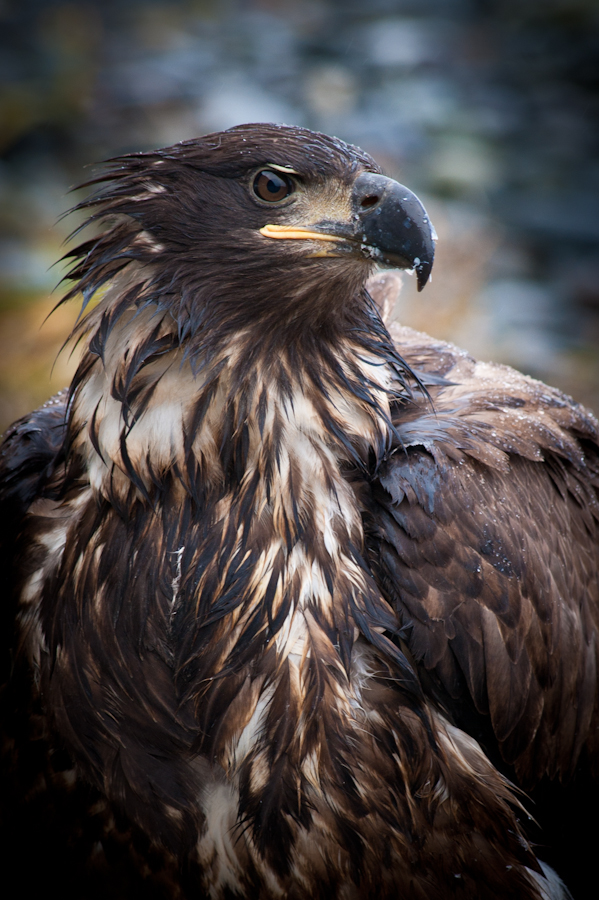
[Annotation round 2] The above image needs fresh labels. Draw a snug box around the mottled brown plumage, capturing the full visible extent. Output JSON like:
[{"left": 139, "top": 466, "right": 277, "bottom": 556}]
[{"left": 1, "top": 124, "right": 597, "bottom": 899}]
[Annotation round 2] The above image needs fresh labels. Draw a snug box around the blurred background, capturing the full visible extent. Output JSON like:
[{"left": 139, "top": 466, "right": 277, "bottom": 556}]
[{"left": 1, "top": 0, "right": 598, "bottom": 431}]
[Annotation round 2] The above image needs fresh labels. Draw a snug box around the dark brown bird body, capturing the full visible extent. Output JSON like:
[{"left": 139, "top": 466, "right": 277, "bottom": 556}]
[{"left": 1, "top": 125, "right": 597, "bottom": 899}]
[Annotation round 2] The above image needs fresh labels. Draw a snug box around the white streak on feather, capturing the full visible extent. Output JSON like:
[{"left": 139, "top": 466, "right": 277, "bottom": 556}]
[
  {"left": 170, "top": 546, "right": 184, "bottom": 609},
  {"left": 196, "top": 779, "right": 246, "bottom": 897},
  {"left": 232, "top": 685, "right": 275, "bottom": 769}
]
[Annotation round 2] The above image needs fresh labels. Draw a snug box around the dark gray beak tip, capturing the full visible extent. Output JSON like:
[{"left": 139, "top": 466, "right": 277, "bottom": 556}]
[{"left": 416, "top": 256, "right": 433, "bottom": 292}]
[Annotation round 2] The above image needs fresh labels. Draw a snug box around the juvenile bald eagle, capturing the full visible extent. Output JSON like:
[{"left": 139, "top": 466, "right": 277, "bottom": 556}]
[{"left": 1, "top": 124, "right": 598, "bottom": 899}]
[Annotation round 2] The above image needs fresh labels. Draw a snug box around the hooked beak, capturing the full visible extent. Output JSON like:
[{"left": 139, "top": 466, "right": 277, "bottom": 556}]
[{"left": 259, "top": 172, "right": 436, "bottom": 291}]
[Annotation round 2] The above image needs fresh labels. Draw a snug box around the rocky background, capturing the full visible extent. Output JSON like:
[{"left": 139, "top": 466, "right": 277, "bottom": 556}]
[{"left": 1, "top": 0, "right": 598, "bottom": 430}]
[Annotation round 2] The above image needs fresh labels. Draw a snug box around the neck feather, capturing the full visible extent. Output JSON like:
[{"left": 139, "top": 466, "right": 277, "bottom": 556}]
[{"left": 67, "top": 283, "right": 422, "bottom": 762}]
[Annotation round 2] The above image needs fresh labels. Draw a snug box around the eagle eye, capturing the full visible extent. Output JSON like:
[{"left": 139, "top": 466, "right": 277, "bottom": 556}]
[{"left": 253, "top": 169, "right": 295, "bottom": 203}]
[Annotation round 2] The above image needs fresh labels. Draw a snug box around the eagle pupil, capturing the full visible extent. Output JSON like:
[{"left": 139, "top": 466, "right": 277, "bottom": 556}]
[{"left": 254, "top": 170, "right": 294, "bottom": 202}]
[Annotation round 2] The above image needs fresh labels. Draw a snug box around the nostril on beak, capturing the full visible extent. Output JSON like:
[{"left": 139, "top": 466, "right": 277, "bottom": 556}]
[{"left": 360, "top": 195, "right": 380, "bottom": 209}]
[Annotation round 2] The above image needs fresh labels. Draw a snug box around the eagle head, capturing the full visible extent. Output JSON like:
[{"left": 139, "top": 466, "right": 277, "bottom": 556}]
[{"left": 65, "top": 124, "right": 435, "bottom": 348}]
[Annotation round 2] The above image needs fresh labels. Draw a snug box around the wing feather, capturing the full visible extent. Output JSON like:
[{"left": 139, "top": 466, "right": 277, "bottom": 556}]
[{"left": 367, "top": 322, "right": 599, "bottom": 784}]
